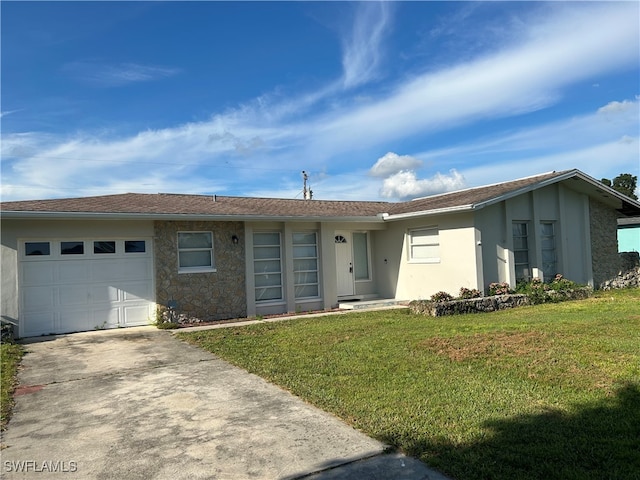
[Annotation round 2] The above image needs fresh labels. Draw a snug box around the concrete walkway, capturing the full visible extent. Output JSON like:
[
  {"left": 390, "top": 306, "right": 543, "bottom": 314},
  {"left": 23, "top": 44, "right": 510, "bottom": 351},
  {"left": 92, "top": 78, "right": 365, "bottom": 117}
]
[{"left": 1, "top": 327, "right": 448, "bottom": 479}]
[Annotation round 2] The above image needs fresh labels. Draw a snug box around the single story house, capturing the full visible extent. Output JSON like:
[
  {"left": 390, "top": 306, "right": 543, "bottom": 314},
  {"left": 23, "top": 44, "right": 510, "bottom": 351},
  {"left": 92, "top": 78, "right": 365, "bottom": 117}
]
[{"left": 2, "top": 168, "right": 639, "bottom": 338}]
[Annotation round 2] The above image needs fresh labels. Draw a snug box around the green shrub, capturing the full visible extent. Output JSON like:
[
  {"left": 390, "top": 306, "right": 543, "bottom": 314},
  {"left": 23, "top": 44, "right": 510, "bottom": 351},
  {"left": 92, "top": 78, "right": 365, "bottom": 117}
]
[
  {"left": 430, "top": 291, "right": 454, "bottom": 303},
  {"left": 516, "top": 275, "right": 586, "bottom": 304},
  {"left": 459, "top": 287, "right": 482, "bottom": 299},
  {"left": 488, "top": 282, "right": 512, "bottom": 296}
]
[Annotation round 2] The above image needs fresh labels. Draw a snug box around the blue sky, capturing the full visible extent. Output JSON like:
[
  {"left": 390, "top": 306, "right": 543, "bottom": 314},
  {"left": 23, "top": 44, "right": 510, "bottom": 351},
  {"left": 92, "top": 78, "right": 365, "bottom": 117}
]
[{"left": 1, "top": 1, "right": 639, "bottom": 202}]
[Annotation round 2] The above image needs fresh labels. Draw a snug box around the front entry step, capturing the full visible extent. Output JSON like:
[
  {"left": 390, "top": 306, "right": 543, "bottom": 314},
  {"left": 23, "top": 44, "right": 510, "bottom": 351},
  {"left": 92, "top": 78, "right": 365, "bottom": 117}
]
[{"left": 338, "top": 299, "right": 409, "bottom": 310}]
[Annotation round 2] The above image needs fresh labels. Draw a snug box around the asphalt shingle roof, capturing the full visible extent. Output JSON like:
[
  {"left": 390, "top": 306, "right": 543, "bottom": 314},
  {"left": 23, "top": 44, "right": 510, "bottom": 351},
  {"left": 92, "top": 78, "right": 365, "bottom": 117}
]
[
  {"left": 0, "top": 193, "right": 391, "bottom": 218},
  {"left": 386, "top": 170, "right": 568, "bottom": 215},
  {"left": 0, "top": 170, "right": 576, "bottom": 219}
]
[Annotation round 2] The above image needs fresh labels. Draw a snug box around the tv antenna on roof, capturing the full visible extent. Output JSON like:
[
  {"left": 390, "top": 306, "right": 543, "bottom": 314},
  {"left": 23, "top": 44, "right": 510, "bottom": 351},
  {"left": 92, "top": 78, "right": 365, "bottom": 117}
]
[{"left": 302, "top": 171, "right": 313, "bottom": 200}]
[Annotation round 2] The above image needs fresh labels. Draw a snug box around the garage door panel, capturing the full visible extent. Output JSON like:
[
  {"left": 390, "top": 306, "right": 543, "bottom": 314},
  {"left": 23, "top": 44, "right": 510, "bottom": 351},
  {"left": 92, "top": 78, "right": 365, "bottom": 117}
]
[
  {"left": 22, "top": 286, "right": 54, "bottom": 311},
  {"left": 22, "top": 263, "right": 54, "bottom": 286},
  {"left": 120, "top": 258, "right": 152, "bottom": 281},
  {"left": 59, "top": 310, "right": 92, "bottom": 333},
  {"left": 121, "top": 282, "right": 153, "bottom": 302},
  {"left": 91, "top": 261, "right": 125, "bottom": 282},
  {"left": 91, "top": 285, "right": 120, "bottom": 303},
  {"left": 23, "top": 312, "right": 56, "bottom": 337},
  {"left": 92, "top": 307, "right": 120, "bottom": 328},
  {"left": 124, "top": 305, "right": 152, "bottom": 326},
  {"left": 58, "top": 285, "right": 90, "bottom": 306},
  {"left": 58, "top": 261, "right": 90, "bottom": 283}
]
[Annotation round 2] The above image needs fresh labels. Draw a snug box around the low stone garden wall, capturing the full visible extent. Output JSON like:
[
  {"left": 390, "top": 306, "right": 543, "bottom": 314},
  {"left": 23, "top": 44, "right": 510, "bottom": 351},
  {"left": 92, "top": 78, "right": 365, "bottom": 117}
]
[
  {"left": 600, "top": 252, "right": 640, "bottom": 290},
  {"left": 409, "top": 288, "right": 593, "bottom": 317}
]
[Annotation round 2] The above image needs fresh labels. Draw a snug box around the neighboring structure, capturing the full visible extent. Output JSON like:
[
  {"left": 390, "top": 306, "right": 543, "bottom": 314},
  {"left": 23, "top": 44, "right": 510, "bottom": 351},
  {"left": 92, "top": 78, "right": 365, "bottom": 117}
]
[
  {"left": 2, "top": 169, "right": 639, "bottom": 337},
  {"left": 618, "top": 217, "right": 640, "bottom": 252}
]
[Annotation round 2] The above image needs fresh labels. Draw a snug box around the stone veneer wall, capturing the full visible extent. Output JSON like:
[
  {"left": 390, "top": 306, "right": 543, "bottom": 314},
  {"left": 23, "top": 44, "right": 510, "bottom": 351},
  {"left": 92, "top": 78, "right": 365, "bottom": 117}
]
[
  {"left": 601, "top": 252, "right": 640, "bottom": 290},
  {"left": 589, "top": 198, "right": 621, "bottom": 288},
  {"left": 154, "top": 221, "right": 246, "bottom": 321}
]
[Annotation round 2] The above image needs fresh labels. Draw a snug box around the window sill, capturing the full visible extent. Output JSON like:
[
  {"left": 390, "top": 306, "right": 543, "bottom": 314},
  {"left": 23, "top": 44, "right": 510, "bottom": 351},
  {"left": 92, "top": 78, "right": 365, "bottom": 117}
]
[
  {"left": 178, "top": 267, "right": 217, "bottom": 274},
  {"left": 408, "top": 258, "right": 440, "bottom": 264},
  {"left": 255, "top": 299, "right": 286, "bottom": 306}
]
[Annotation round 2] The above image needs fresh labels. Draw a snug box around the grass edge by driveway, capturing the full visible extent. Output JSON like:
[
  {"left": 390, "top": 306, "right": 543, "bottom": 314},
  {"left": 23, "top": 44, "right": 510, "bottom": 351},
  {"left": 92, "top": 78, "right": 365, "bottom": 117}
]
[{"left": 1, "top": 342, "right": 24, "bottom": 432}]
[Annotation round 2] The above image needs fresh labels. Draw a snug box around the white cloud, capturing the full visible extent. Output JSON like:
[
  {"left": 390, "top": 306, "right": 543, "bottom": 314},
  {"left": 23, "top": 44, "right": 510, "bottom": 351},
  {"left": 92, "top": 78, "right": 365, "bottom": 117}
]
[
  {"left": 380, "top": 169, "right": 466, "bottom": 200},
  {"left": 597, "top": 99, "right": 636, "bottom": 115},
  {"left": 341, "top": 2, "right": 392, "bottom": 89},
  {"left": 61, "top": 61, "right": 181, "bottom": 87},
  {"left": 0, "top": 110, "right": 21, "bottom": 118},
  {"left": 369, "top": 152, "right": 422, "bottom": 178}
]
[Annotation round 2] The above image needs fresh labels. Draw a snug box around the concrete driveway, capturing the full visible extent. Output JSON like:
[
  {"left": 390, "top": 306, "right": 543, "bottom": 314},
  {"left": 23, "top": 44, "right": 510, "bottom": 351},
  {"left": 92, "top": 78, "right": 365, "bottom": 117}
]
[{"left": 1, "top": 327, "right": 446, "bottom": 479}]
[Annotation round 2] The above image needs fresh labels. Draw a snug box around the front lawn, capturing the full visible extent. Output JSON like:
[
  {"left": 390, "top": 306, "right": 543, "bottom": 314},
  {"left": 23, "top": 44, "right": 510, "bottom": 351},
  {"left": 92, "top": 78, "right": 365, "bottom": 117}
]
[{"left": 179, "top": 289, "right": 640, "bottom": 480}]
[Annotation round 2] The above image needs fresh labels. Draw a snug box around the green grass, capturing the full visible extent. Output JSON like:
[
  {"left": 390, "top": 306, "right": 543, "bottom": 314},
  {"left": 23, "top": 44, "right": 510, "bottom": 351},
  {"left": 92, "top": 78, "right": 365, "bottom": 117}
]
[
  {"left": 1, "top": 342, "right": 24, "bottom": 431},
  {"left": 179, "top": 289, "right": 640, "bottom": 480}
]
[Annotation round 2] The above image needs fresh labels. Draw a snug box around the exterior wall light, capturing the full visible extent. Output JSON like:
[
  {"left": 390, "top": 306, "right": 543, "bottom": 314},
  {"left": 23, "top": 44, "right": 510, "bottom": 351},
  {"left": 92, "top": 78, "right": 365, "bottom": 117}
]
[{"left": 231, "top": 235, "right": 239, "bottom": 245}]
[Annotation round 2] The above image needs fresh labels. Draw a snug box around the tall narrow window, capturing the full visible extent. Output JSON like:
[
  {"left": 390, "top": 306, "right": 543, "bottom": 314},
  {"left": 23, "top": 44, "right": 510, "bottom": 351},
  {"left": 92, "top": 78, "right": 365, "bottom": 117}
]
[
  {"left": 513, "top": 222, "right": 530, "bottom": 282},
  {"left": 541, "top": 222, "right": 557, "bottom": 280},
  {"left": 352, "top": 232, "right": 370, "bottom": 281},
  {"left": 409, "top": 227, "right": 439, "bottom": 262},
  {"left": 293, "top": 232, "right": 319, "bottom": 299},
  {"left": 253, "top": 232, "right": 282, "bottom": 302},
  {"left": 178, "top": 232, "right": 214, "bottom": 272}
]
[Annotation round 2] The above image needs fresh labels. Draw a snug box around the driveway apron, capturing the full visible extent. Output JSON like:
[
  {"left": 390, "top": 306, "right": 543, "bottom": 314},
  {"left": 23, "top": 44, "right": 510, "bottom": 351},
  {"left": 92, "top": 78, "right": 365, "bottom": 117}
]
[{"left": 1, "top": 327, "right": 444, "bottom": 479}]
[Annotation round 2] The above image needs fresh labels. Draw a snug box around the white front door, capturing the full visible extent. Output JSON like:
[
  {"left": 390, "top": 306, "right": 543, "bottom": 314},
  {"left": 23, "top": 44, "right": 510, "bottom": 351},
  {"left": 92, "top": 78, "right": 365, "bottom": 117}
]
[{"left": 335, "top": 231, "right": 354, "bottom": 297}]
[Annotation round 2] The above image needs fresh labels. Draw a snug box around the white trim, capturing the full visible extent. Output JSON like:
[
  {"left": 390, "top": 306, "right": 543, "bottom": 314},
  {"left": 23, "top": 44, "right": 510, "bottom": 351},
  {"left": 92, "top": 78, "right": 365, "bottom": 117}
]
[
  {"left": 384, "top": 205, "right": 473, "bottom": 221},
  {"left": 0, "top": 211, "right": 384, "bottom": 222}
]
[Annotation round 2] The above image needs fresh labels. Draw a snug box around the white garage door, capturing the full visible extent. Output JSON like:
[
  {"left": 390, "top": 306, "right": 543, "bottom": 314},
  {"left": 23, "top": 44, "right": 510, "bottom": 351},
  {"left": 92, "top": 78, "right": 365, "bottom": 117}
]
[{"left": 19, "top": 238, "right": 155, "bottom": 337}]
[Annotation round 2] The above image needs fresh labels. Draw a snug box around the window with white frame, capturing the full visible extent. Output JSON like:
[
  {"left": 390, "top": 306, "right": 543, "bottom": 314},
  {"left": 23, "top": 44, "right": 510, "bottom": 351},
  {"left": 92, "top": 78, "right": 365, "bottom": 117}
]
[
  {"left": 253, "top": 232, "right": 283, "bottom": 302},
  {"left": 409, "top": 227, "right": 440, "bottom": 262},
  {"left": 540, "top": 222, "right": 557, "bottom": 280},
  {"left": 293, "top": 232, "right": 319, "bottom": 299},
  {"left": 178, "top": 232, "right": 214, "bottom": 273},
  {"left": 512, "top": 222, "right": 530, "bottom": 282}
]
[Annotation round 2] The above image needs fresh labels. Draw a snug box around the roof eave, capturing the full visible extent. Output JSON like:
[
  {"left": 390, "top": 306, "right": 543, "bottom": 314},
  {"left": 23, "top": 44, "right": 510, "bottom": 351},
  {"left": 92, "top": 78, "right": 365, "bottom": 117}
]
[
  {"left": 383, "top": 204, "right": 475, "bottom": 221},
  {"left": 0, "top": 211, "right": 384, "bottom": 223}
]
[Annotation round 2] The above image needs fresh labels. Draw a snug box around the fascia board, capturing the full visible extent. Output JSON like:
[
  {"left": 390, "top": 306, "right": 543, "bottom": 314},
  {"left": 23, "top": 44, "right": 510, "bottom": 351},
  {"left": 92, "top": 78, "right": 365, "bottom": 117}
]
[
  {"left": 382, "top": 204, "right": 474, "bottom": 221},
  {"left": 0, "top": 211, "right": 384, "bottom": 223},
  {"left": 570, "top": 171, "right": 640, "bottom": 209}
]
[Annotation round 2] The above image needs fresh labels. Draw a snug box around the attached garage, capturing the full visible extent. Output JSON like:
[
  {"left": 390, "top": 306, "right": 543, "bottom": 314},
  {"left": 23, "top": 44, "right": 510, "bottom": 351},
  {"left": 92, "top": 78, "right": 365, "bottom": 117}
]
[{"left": 19, "top": 238, "right": 155, "bottom": 337}]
